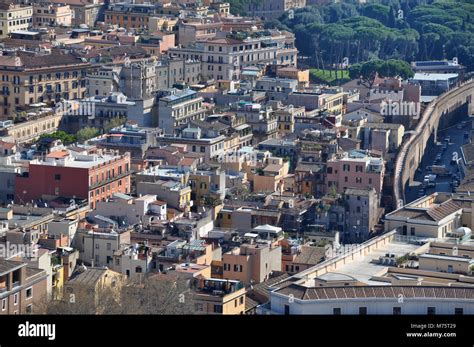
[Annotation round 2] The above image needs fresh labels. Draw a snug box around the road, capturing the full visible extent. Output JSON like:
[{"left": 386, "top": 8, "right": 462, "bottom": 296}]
[
  {"left": 392, "top": 79, "right": 474, "bottom": 209},
  {"left": 405, "top": 119, "right": 471, "bottom": 203}
]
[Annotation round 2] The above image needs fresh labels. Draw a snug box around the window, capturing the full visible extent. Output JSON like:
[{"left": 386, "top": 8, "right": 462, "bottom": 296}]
[
  {"left": 26, "top": 304, "right": 32, "bottom": 314},
  {"left": 54, "top": 174, "right": 61, "bottom": 181},
  {"left": 284, "top": 305, "right": 290, "bottom": 315},
  {"left": 233, "top": 264, "right": 239, "bottom": 272},
  {"left": 393, "top": 307, "right": 401, "bottom": 315},
  {"left": 213, "top": 304, "right": 223, "bottom": 313},
  {"left": 333, "top": 308, "right": 341, "bottom": 315},
  {"left": 455, "top": 307, "right": 463, "bottom": 315},
  {"left": 195, "top": 303, "right": 203, "bottom": 311},
  {"left": 107, "top": 243, "right": 111, "bottom": 251},
  {"left": 26, "top": 287, "right": 32, "bottom": 299},
  {"left": 410, "top": 227, "right": 415, "bottom": 236},
  {"left": 1, "top": 299, "right": 6, "bottom": 311},
  {"left": 359, "top": 307, "right": 367, "bottom": 315},
  {"left": 14, "top": 293, "right": 18, "bottom": 305},
  {"left": 427, "top": 307, "right": 436, "bottom": 315},
  {"left": 239, "top": 296, "right": 244, "bottom": 305}
]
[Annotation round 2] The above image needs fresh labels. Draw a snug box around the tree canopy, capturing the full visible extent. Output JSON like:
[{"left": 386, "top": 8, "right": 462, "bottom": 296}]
[{"left": 229, "top": 0, "right": 474, "bottom": 71}]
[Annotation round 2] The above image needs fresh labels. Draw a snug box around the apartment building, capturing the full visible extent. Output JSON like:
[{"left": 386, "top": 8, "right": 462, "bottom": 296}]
[
  {"left": 245, "top": 0, "right": 306, "bottom": 19},
  {"left": 0, "top": 111, "right": 62, "bottom": 143},
  {"left": 89, "top": 193, "right": 167, "bottom": 227},
  {"left": 155, "top": 58, "right": 202, "bottom": 90},
  {"left": 156, "top": 89, "right": 206, "bottom": 134},
  {"left": 86, "top": 65, "right": 120, "bottom": 97},
  {"left": 189, "top": 168, "right": 226, "bottom": 206},
  {"left": 50, "top": 0, "right": 103, "bottom": 28},
  {"left": 191, "top": 277, "right": 246, "bottom": 315},
  {"left": 274, "top": 104, "right": 305, "bottom": 135},
  {"left": 169, "top": 30, "right": 297, "bottom": 80},
  {"left": 0, "top": 3, "right": 32, "bottom": 39},
  {"left": 350, "top": 122, "right": 405, "bottom": 159},
  {"left": 222, "top": 242, "right": 282, "bottom": 285},
  {"left": 120, "top": 60, "right": 158, "bottom": 99},
  {"left": 326, "top": 150, "right": 385, "bottom": 195},
  {"left": 15, "top": 149, "right": 131, "bottom": 209},
  {"left": 104, "top": 2, "right": 159, "bottom": 30},
  {"left": 74, "top": 223, "right": 131, "bottom": 267},
  {"left": 64, "top": 267, "right": 126, "bottom": 312},
  {"left": 0, "top": 50, "right": 91, "bottom": 120},
  {"left": 178, "top": 20, "right": 222, "bottom": 45},
  {"left": 343, "top": 187, "right": 380, "bottom": 243},
  {"left": 253, "top": 157, "right": 290, "bottom": 193},
  {"left": 231, "top": 102, "right": 278, "bottom": 144},
  {"left": 0, "top": 259, "right": 48, "bottom": 314},
  {"left": 135, "top": 177, "right": 192, "bottom": 211},
  {"left": 287, "top": 88, "right": 345, "bottom": 115},
  {"left": 96, "top": 123, "right": 160, "bottom": 167},
  {"left": 157, "top": 129, "right": 226, "bottom": 163},
  {"left": 276, "top": 66, "right": 309, "bottom": 88},
  {"left": 32, "top": 2, "right": 72, "bottom": 27}
]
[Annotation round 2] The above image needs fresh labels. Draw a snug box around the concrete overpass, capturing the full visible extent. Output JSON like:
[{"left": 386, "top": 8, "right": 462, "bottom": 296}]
[{"left": 393, "top": 79, "right": 474, "bottom": 209}]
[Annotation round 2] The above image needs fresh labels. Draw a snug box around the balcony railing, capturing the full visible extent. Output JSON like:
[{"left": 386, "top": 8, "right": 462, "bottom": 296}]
[{"left": 89, "top": 170, "right": 131, "bottom": 189}]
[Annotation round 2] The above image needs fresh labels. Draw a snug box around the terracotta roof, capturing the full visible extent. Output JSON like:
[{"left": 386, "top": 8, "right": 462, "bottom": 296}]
[
  {"left": 46, "top": 150, "right": 70, "bottom": 159},
  {"left": 6, "top": 51, "right": 89, "bottom": 69},
  {"left": 50, "top": 0, "right": 99, "bottom": 7},
  {"left": 0, "top": 140, "right": 16, "bottom": 149},
  {"left": 208, "top": 38, "right": 242, "bottom": 45},
  {"left": 426, "top": 200, "right": 462, "bottom": 221},
  {"left": 294, "top": 246, "right": 326, "bottom": 266},
  {"left": 389, "top": 199, "right": 462, "bottom": 222},
  {"left": 178, "top": 157, "right": 197, "bottom": 166}
]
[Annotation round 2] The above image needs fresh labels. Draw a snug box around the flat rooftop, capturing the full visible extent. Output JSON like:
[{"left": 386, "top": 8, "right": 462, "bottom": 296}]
[{"left": 329, "top": 241, "right": 420, "bottom": 285}]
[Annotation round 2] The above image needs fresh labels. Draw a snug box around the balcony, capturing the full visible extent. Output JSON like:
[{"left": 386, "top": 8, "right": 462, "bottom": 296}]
[
  {"left": 192, "top": 278, "right": 244, "bottom": 297},
  {"left": 89, "top": 170, "right": 131, "bottom": 189}
]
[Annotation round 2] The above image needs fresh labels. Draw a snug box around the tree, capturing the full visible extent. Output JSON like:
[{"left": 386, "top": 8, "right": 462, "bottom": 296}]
[
  {"left": 349, "top": 59, "right": 413, "bottom": 88},
  {"left": 37, "top": 276, "right": 195, "bottom": 315},
  {"left": 104, "top": 117, "right": 127, "bottom": 133},
  {"left": 349, "top": 60, "right": 383, "bottom": 88},
  {"left": 378, "top": 59, "right": 414, "bottom": 79},
  {"left": 75, "top": 127, "right": 99, "bottom": 143},
  {"left": 39, "top": 131, "right": 76, "bottom": 145}
]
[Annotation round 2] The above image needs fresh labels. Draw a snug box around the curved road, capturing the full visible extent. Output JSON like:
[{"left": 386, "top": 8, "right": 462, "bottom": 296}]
[{"left": 393, "top": 79, "right": 474, "bottom": 209}]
